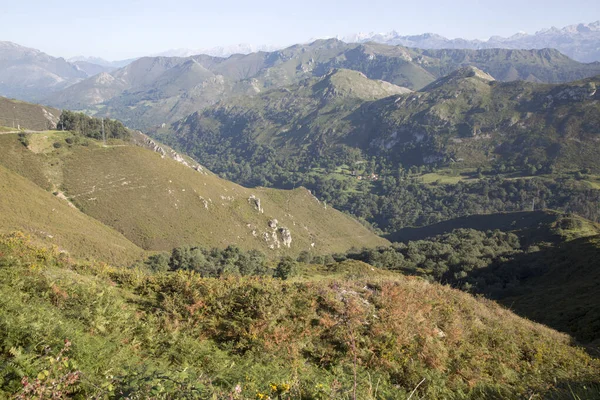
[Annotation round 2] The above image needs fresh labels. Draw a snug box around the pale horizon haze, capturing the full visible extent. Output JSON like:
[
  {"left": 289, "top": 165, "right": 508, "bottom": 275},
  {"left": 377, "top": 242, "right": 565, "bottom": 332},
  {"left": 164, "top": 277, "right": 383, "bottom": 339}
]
[{"left": 1, "top": 0, "right": 599, "bottom": 60}]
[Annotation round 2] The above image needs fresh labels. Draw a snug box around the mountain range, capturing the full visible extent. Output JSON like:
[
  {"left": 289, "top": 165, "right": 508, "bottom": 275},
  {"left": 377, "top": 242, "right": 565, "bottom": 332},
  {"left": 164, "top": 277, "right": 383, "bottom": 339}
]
[
  {"left": 0, "top": 20, "right": 599, "bottom": 105},
  {"left": 1, "top": 19, "right": 599, "bottom": 108},
  {"left": 67, "top": 55, "right": 137, "bottom": 68},
  {"left": 0, "top": 41, "right": 90, "bottom": 101},
  {"left": 44, "top": 40, "right": 600, "bottom": 131},
  {"left": 339, "top": 21, "right": 600, "bottom": 63},
  {"left": 147, "top": 20, "right": 600, "bottom": 63}
]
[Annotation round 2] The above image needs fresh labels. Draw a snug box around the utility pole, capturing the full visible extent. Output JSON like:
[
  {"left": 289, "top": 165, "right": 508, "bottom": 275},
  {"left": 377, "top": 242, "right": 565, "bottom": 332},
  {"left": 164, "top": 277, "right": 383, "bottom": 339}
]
[{"left": 102, "top": 118, "right": 106, "bottom": 146}]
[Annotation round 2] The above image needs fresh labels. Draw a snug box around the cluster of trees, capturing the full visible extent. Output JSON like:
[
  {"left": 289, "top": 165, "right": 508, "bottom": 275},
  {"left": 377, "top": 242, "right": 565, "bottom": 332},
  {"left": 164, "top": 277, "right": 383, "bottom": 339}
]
[
  {"left": 147, "top": 229, "right": 525, "bottom": 290},
  {"left": 339, "top": 229, "right": 522, "bottom": 289},
  {"left": 340, "top": 176, "right": 600, "bottom": 232},
  {"left": 145, "top": 245, "right": 301, "bottom": 280},
  {"left": 145, "top": 245, "right": 269, "bottom": 277},
  {"left": 491, "top": 160, "right": 555, "bottom": 177},
  {"left": 57, "top": 111, "right": 130, "bottom": 140},
  {"left": 17, "top": 132, "right": 29, "bottom": 147}
]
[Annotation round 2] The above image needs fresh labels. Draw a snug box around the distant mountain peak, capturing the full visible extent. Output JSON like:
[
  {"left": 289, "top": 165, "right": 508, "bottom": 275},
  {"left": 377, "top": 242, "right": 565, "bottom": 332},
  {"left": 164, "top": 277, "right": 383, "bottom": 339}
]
[
  {"left": 0, "top": 41, "right": 88, "bottom": 101},
  {"left": 453, "top": 66, "right": 495, "bottom": 81},
  {"left": 0, "top": 41, "right": 45, "bottom": 57},
  {"left": 153, "top": 43, "right": 281, "bottom": 58},
  {"left": 313, "top": 68, "right": 411, "bottom": 101},
  {"left": 68, "top": 56, "right": 136, "bottom": 69},
  {"left": 422, "top": 66, "right": 495, "bottom": 91},
  {"left": 336, "top": 21, "right": 600, "bottom": 63}
]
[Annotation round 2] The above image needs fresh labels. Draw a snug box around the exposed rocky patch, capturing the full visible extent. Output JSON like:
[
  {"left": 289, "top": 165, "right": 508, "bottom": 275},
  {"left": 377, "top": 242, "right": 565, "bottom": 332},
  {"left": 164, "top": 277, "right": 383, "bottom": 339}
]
[
  {"left": 280, "top": 227, "right": 292, "bottom": 248},
  {"left": 248, "top": 195, "right": 263, "bottom": 213}
]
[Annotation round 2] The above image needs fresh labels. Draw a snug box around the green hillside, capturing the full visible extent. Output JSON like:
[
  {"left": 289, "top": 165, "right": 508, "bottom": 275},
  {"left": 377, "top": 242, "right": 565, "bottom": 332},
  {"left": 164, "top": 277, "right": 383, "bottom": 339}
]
[
  {"left": 0, "top": 130, "right": 387, "bottom": 257},
  {"left": 152, "top": 68, "right": 600, "bottom": 239},
  {"left": 165, "top": 68, "right": 410, "bottom": 158},
  {"left": 368, "top": 68, "right": 600, "bottom": 171},
  {"left": 0, "top": 233, "right": 598, "bottom": 399},
  {"left": 414, "top": 47, "right": 600, "bottom": 83},
  {"left": 338, "top": 211, "right": 600, "bottom": 348},
  {"left": 0, "top": 164, "right": 144, "bottom": 264},
  {"left": 165, "top": 67, "right": 600, "bottom": 175},
  {"left": 61, "top": 143, "right": 387, "bottom": 254}
]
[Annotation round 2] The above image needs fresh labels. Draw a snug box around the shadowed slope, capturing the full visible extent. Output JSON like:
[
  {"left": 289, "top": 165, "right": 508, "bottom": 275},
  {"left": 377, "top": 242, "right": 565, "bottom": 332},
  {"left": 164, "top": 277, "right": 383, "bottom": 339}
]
[{"left": 0, "top": 164, "right": 144, "bottom": 264}]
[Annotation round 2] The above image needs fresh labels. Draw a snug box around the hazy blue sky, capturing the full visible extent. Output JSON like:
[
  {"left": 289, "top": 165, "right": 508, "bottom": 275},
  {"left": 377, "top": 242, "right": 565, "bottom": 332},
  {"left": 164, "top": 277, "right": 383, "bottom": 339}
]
[{"left": 1, "top": 0, "right": 598, "bottom": 60}]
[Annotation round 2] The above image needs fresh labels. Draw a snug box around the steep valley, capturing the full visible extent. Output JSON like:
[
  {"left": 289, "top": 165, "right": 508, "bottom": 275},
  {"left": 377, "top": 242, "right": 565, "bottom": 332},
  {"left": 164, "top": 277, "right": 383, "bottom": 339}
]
[{"left": 1, "top": 40, "right": 600, "bottom": 399}]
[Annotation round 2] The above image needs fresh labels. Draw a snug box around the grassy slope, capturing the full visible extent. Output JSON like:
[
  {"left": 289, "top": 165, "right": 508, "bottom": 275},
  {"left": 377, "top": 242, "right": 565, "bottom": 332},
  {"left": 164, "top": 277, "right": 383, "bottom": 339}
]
[
  {"left": 60, "top": 141, "right": 387, "bottom": 255},
  {"left": 0, "top": 164, "right": 144, "bottom": 265},
  {"left": 0, "top": 96, "right": 61, "bottom": 130},
  {"left": 0, "top": 134, "right": 52, "bottom": 190},
  {"left": 0, "top": 130, "right": 386, "bottom": 257},
  {"left": 381, "top": 210, "right": 600, "bottom": 348},
  {"left": 0, "top": 233, "right": 598, "bottom": 399}
]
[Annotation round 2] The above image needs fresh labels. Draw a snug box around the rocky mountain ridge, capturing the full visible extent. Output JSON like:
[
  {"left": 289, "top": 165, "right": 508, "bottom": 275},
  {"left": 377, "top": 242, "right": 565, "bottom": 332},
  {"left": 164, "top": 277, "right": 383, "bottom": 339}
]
[{"left": 339, "top": 21, "right": 600, "bottom": 62}]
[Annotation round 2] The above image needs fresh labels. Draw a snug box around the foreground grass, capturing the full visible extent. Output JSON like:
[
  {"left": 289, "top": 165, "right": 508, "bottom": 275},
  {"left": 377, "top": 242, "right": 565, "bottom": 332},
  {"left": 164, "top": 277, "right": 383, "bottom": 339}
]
[{"left": 0, "top": 232, "right": 598, "bottom": 399}]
